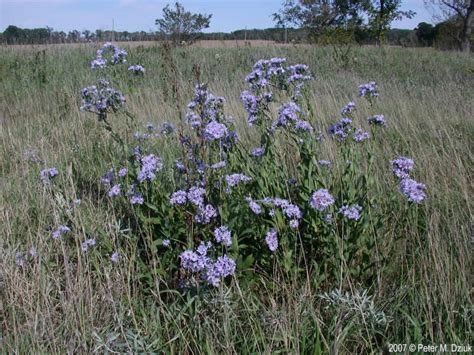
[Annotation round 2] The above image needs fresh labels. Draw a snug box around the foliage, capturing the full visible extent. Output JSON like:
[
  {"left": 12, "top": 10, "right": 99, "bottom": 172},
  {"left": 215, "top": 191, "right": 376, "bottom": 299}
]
[
  {"left": 155, "top": 2, "right": 212, "bottom": 45},
  {"left": 425, "top": 0, "right": 474, "bottom": 52},
  {"left": 416, "top": 22, "right": 438, "bottom": 46},
  {"left": 273, "top": 0, "right": 369, "bottom": 39},
  {"left": 367, "top": 0, "right": 416, "bottom": 45}
]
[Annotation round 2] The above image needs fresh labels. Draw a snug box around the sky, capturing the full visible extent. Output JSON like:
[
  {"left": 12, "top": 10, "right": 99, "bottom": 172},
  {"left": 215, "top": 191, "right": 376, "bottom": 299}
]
[{"left": 1, "top": 0, "right": 433, "bottom": 33}]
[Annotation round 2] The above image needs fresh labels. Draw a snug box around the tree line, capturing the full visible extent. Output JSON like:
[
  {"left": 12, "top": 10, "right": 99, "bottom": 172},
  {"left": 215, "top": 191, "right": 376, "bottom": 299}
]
[{"left": 1, "top": 1, "right": 472, "bottom": 52}]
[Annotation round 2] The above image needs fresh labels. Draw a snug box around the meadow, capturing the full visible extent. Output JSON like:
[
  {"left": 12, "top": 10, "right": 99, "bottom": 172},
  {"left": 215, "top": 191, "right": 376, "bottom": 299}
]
[{"left": 0, "top": 42, "right": 473, "bottom": 353}]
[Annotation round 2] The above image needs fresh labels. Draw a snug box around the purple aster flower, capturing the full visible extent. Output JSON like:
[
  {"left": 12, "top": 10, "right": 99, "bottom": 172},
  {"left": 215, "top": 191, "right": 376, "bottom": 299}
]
[
  {"left": 289, "top": 219, "right": 299, "bottom": 229},
  {"left": 108, "top": 184, "right": 121, "bottom": 197},
  {"left": 391, "top": 157, "right": 414, "bottom": 179},
  {"left": 81, "top": 238, "right": 96, "bottom": 252},
  {"left": 29, "top": 247, "right": 37, "bottom": 257},
  {"left": 368, "top": 114, "right": 386, "bottom": 126},
  {"left": 170, "top": 190, "right": 187, "bottom": 205},
  {"left": 90, "top": 57, "right": 107, "bottom": 69},
  {"left": 162, "top": 239, "right": 171, "bottom": 247},
  {"left": 339, "top": 204, "right": 362, "bottom": 221},
  {"left": 283, "top": 204, "right": 302, "bottom": 220},
  {"left": 195, "top": 204, "right": 218, "bottom": 224},
  {"left": 15, "top": 252, "right": 26, "bottom": 267},
  {"left": 340, "top": 101, "right": 356, "bottom": 115},
  {"left": 353, "top": 129, "right": 370, "bottom": 142},
  {"left": 204, "top": 121, "right": 228, "bottom": 141},
  {"left": 329, "top": 118, "right": 353, "bottom": 140},
  {"left": 210, "top": 161, "right": 226, "bottom": 169},
  {"left": 130, "top": 192, "right": 144, "bottom": 205},
  {"left": 225, "top": 173, "right": 252, "bottom": 193},
  {"left": 180, "top": 250, "right": 210, "bottom": 273},
  {"left": 269, "top": 198, "right": 290, "bottom": 208},
  {"left": 318, "top": 160, "right": 332, "bottom": 167},
  {"left": 187, "top": 186, "right": 206, "bottom": 207},
  {"left": 134, "top": 132, "right": 152, "bottom": 141},
  {"left": 400, "top": 178, "right": 427, "bottom": 203},
  {"left": 128, "top": 65, "right": 145, "bottom": 74},
  {"left": 40, "top": 167, "right": 58, "bottom": 184},
  {"left": 175, "top": 160, "right": 186, "bottom": 173},
  {"left": 295, "top": 120, "right": 313, "bottom": 132},
  {"left": 213, "top": 255, "right": 236, "bottom": 277},
  {"left": 251, "top": 147, "right": 265, "bottom": 157},
  {"left": 268, "top": 209, "right": 276, "bottom": 217},
  {"left": 137, "top": 154, "right": 163, "bottom": 183},
  {"left": 204, "top": 255, "right": 236, "bottom": 287},
  {"left": 52, "top": 225, "right": 71, "bottom": 239},
  {"left": 245, "top": 197, "right": 262, "bottom": 215},
  {"left": 80, "top": 80, "right": 125, "bottom": 119},
  {"left": 101, "top": 169, "right": 115, "bottom": 185},
  {"left": 214, "top": 225, "right": 232, "bottom": 247},
  {"left": 273, "top": 102, "right": 301, "bottom": 128},
  {"left": 111, "top": 251, "right": 120, "bottom": 263},
  {"left": 197, "top": 241, "right": 210, "bottom": 256},
  {"left": 358, "top": 82, "right": 379, "bottom": 98},
  {"left": 265, "top": 229, "right": 278, "bottom": 252},
  {"left": 241, "top": 91, "right": 260, "bottom": 125},
  {"left": 310, "top": 189, "right": 335, "bottom": 212},
  {"left": 118, "top": 168, "right": 128, "bottom": 177}
]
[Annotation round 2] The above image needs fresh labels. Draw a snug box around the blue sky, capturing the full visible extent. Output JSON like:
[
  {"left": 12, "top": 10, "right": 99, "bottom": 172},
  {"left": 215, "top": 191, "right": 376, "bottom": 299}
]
[{"left": 1, "top": 0, "right": 433, "bottom": 33}]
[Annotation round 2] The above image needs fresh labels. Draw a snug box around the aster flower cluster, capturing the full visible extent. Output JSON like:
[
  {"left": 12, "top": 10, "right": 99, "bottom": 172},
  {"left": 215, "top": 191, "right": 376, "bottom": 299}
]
[
  {"left": 339, "top": 204, "right": 363, "bottom": 221},
  {"left": 81, "top": 238, "right": 96, "bottom": 252},
  {"left": 390, "top": 157, "right": 426, "bottom": 203},
  {"left": 399, "top": 178, "right": 427, "bottom": 203},
  {"left": 15, "top": 247, "right": 38, "bottom": 267},
  {"left": 40, "top": 167, "right": 58, "bottom": 184},
  {"left": 272, "top": 102, "right": 313, "bottom": 134},
  {"left": 359, "top": 82, "right": 379, "bottom": 99},
  {"left": 90, "top": 42, "right": 128, "bottom": 69},
  {"left": 180, "top": 242, "right": 236, "bottom": 287},
  {"left": 128, "top": 65, "right": 145, "bottom": 74},
  {"left": 251, "top": 147, "right": 265, "bottom": 157},
  {"left": 241, "top": 58, "right": 312, "bottom": 127},
  {"left": 341, "top": 101, "right": 356, "bottom": 116},
  {"left": 80, "top": 79, "right": 125, "bottom": 121},
  {"left": 368, "top": 114, "right": 386, "bottom": 126},
  {"left": 245, "top": 197, "right": 262, "bottom": 215},
  {"left": 391, "top": 156, "right": 414, "bottom": 179},
  {"left": 170, "top": 186, "right": 218, "bottom": 224},
  {"left": 309, "top": 189, "right": 335, "bottom": 212},
  {"left": 100, "top": 162, "right": 154, "bottom": 204},
  {"left": 213, "top": 225, "right": 232, "bottom": 247},
  {"left": 329, "top": 118, "right": 353, "bottom": 140},
  {"left": 52, "top": 225, "right": 71, "bottom": 239},
  {"left": 265, "top": 228, "right": 278, "bottom": 252},
  {"left": 225, "top": 173, "right": 252, "bottom": 193},
  {"left": 260, "top": 197, "right": 303, "bottom": 228},
  {"left": 137, "top": 154, "right": 163, "bottom": 183},
  {"left": 185, "top": 83, "right": 237, "bottom": 149},
  {"left": 353, "top": 128, "right": 370, "bottom": 142}
]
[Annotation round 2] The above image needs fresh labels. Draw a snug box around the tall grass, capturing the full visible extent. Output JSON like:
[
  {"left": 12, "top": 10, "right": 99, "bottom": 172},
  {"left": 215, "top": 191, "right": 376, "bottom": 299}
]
[{"left": 1, "top": 43, "right": 472, "bottom": 353}]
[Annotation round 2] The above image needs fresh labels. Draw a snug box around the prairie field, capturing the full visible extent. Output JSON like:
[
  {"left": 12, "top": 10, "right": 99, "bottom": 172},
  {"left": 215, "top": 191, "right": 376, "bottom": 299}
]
[{"left": 0, "top": 43, "right": 473, "bottom": 353}]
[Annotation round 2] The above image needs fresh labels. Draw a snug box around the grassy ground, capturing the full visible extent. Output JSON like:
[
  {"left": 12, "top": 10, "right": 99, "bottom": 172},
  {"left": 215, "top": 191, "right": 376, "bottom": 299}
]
[{"left": 0, "top": 44, "right": 473, "bottom": 353}]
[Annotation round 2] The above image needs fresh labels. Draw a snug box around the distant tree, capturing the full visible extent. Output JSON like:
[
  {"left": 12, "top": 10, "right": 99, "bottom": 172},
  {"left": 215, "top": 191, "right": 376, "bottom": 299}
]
[
  {"left": 155, "top": 2, "right": 212, "bottom": 45},
  {"left": 67, "top": 30, "right": 81, "bottom": 42},
  {"left": 367, "top": 0, "right": 416, "bottom": 45},
  {"left": 3, "top": 25, "right": 23, "bottom": 44},
  {"left": 415, "top": 22, "right": 437, "bottom": 45},
  {"left": 273, "top": 0, "right": 369, "bottom": 41},
  {"left": 425, "top": 0, "right": 473, "bottom": 52}
]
